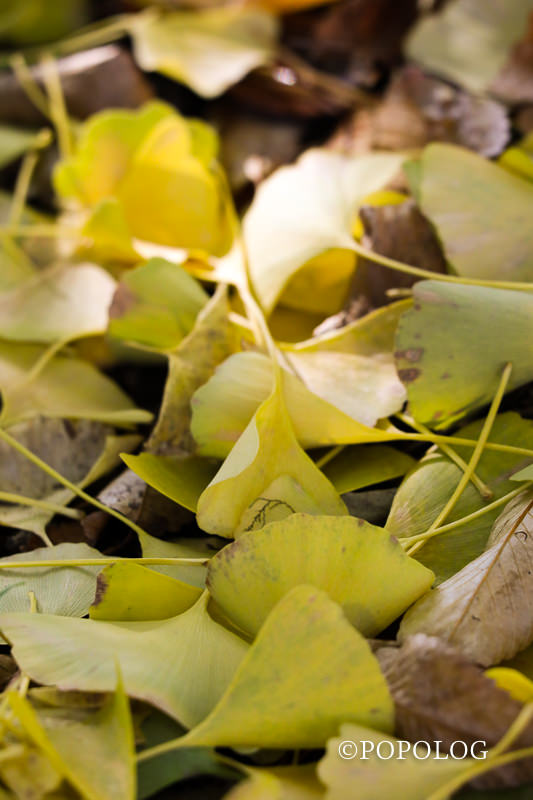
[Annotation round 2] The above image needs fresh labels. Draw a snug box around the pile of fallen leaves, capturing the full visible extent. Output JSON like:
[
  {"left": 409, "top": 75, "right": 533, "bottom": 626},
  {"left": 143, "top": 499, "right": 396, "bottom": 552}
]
[{"left": 1, "top": 0, "right": 533, "bottom": 798}]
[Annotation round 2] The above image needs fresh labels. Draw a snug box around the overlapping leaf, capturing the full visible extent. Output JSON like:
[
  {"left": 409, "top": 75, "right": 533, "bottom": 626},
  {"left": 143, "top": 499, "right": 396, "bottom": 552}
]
[
  {"left": 130, "top": 8, "right": 278, "bottom": 99},
  {"left": 399, "top": 488, "right": 533, "bottom": 666},
  {"left": 243, "top": 149, "right": 403, "bottom": 314},
  {"left": 180, "top": 586, "right": 394, "bottom": 748},
  {"left": 0, "top": 592, "right": 248, "bottom": 729},
  {"left": 207, "top": 514, "right": 433, "bottom": 637}
]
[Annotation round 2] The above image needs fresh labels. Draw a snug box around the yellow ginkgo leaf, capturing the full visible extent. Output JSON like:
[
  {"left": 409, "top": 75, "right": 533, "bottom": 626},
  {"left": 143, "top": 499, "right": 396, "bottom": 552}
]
[
  {"left": 89, "top": 562, "right": 202, "bottom": 622},
  {"left": 191, "top": 351, "right": 403, "bottom": 459},
  {"left": 8, "top": 676, "right": 135, "bottom": 800},
  {"left": 54, "top": 101, "right": 232, "bottom": 256},
  {"left": 180, "top": 585, "right": 394, "bottom": 749},
  {"left": 196, "top": 377, "right": 347, "bottom": 536},
  {"left": 485, "top": 667, "right": 533, "bottom": 705},
  {"left": 207, "top": 513, "right": 434, "bottom": 637},
  {"left": 224, "top": 765, "right": 323, "bottom": 800},
  {"left": 318, "top": 723, "right": 475, "bottom": 800},
  {"left": 1, "top": 592, "right": 248, "bottom": 730}
]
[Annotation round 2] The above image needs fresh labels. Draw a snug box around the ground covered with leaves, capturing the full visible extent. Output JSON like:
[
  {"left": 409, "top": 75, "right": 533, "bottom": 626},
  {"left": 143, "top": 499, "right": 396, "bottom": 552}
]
[{"left": 1, "top": 0, "right": 533, "bottom": 798}]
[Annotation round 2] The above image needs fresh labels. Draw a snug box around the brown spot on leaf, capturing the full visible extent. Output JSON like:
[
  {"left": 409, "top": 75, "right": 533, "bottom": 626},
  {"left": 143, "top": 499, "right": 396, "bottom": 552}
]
[
  {"left": 92, "top": 572, "right": 109, "bottom": 607},
  {"left": 395, "top": 347, "right": 424, "bottom": 363},
  {"left": 109, "top": 284, "right": 137, "bottom": 320},
  {"left": 398, "top": 367, "right": 420, "bottom": 383}
]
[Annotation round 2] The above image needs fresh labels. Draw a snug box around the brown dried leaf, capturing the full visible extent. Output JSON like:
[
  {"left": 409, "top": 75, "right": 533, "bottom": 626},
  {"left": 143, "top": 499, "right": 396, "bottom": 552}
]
[
  {"left": 399, "top": 489, "right": 533, "bottom": 667},
  {"left": 351, "top": 198, "right": 447, "bottom": 309},
  {"left": 378, "top": 635, "right": 533, "bottom": 788}
]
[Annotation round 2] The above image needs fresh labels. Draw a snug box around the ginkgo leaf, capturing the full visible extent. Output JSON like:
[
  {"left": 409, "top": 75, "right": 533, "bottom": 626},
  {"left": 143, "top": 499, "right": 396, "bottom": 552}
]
[
  {"left": 322, "top": 445, "right": 415, "bottom": 495},
  {"left": 122, "top": 453, "right": 218, "bottom": 513},
  {"left": 243, "top": 149, "right": 403, "bottom": 314},
  {"left": 224, "top": 765, "right": 323, "bottom": 800},
  {"left": 485, "top": 668, "right": 533, "bottom": 705},
  {"left": 90, "top": 562, "right": 202, "bottom": 621},
  {"left": 0, "top": 123, "right": 40, "bottom": 168},
  {"left": 395, "top": 281, "right": 533, "bottom": 428},
  {"left": 0, "top": 341, "right": 152, "bottom": 427},
  {"left": 0, "top": 745, "right": 61, "bottom": 798},
  {"left": 108, "top": 258, "right": 207, "bottom": 351},
  {"left": 207, "top": 514, "right": 434, "bottom": 637},
  {"left": 54, "top": 101, "right": 232, "bottom": 256},
  {"left": 54, "top": 101, "right": 173, "bottom": 205},
  {"left": 318, "top": 723, "right": 478, "bottom": 800},
  {"left": 500, "top": 133, "right": 533, "bottom": 183},
  {"left": 135, "top": 530, "right": 213, "bottom": 587},
  {"left": 387, "top": 412, "right": 533, "bottom": 583},
  {"left": 191, "top": 351, "right": 403, "bottom": 458},
  {"left": 0, "top": 418, "right": 140, "bottom": 539},
  {"left": 147, "top": 284, "right": 231, "bottom": 454},
  {"left": 412, "top": 145, "right": 533, "bottom": 282},
  {"left": 0, "top": 592, "right": 248, "bottom": 729},
  {"left": 81, "top": 198, "right": 140, "bottom": 264},
  {"left": 196, "top": 377, "right": 347, "bottom": 536},
  {"left": 0, "top": 263, "right": 116, "bottom": 344},
  {"left": 179, "top": 585, "right": 393, "bottom": 748},
  {"left": 0, "top": 543, "right": 105, "bottom": 618},
  {"left": 9, "top": 676, "right": 135, "bottom": 800},
  {"left": 399, "top": 488, "right": 533, "bottom": 666},
  {"left": 129, "top": 8, "right": 278, "bottom": 99},
  {"left": 407, "top": 0, "right": 533, "bottom": 94}
]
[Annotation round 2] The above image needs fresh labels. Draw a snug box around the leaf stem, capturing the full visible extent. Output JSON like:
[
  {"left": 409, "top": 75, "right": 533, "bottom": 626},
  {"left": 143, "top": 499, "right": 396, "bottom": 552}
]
[
  {"left": 396, "top": 412, "right": 492, "bottom": 499},
  {"left": 0, "top": 492, "right": 83, "bottom": 520},
  {"left": 428, "top": 703, "right": 533, "bottom": 800},
  {"left": 40, "top": 54, "right": 73, "bottom": 159},
  {"left": 351, "top": 240, "right": 533, "bottom": 293},
  {"left": 315, "top": 445, "right": 345, "bottom": 470},
  {"left": 399, "top": 482, "right": 533, "bottom": 547},
  {"left": 0, "top": 426, "right": 157, "bottom": 545},
  {"left": 407, "top": 363, "right": 512, "bottom": 557},
  {"left": 0, "top": 557, "right": 207, "bottom": 569}
]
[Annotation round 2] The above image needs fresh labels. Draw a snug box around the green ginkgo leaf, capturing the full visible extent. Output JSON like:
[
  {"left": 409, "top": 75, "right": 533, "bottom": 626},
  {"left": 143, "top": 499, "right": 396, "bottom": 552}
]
[
  {"left": 0, "top": 341, "right": 152, "bottom": 428},
  {"left": 243, "top": 149, "right": 403, "bottom": 314},
  {"left": 129, "top": 7, "right": 278, "bottom": 99},
  {"left": 147, "top": 284, "right": 232, "bottom": 454},
  {"left": 90, "top": 562, "right": 202, "bottom": 621},
  {"left": 196, "top": 377, "right": 347, "bottom": 536},
  {"left": 0, "top": 592, "right": 248, "bottom": 729},
  {"left": 322, "top": 445, "right": 415, "bottom": 494},
  {"left": 0, "top": 263, "right": 116, "bottom": 344},
  {"left": 407, "top": 0, "right": 533, "bottom": 94},
  {"left": 207, "top": 514, "right": 434, "bottom": 637},
  {"left": 191, "top": 351, "right": 404, "bottom": 458},
  {"left": 387, "top": 412, "right": 533, "bottom": 584},
  {"left": 0, "top": 123, "right": 41, "bottom": 169},
  {"left": 179, "top": 585, "right": 393, "bottom": 748},
  {"left": 9, "top": 676, "right": 135, "bottom": 800},
  {"left": 413, "top": 144, "right": 533, "bottom": 282},
  {"left": 395, "top": 281, "right": 533, "bottom": 428},
  {"left": 108, "top": 258, "right": 207, "bottom": 351}
]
